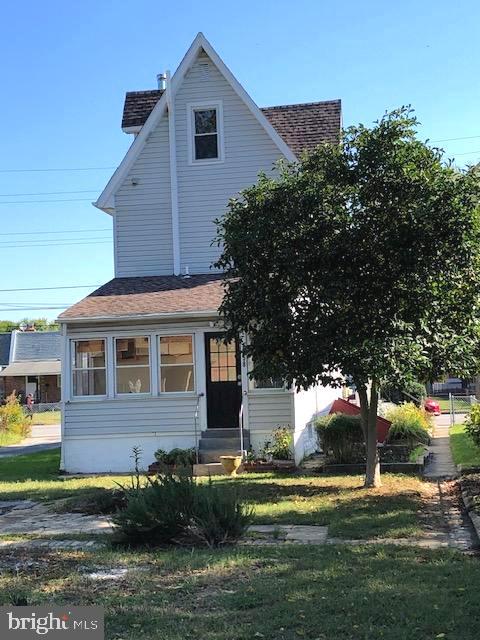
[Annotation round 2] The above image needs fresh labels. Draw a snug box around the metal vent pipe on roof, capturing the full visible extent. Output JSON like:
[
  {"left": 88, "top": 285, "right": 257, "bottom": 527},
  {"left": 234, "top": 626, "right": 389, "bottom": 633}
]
[{"left": 157, "top": 73, "right": 167, "bottom": 90}]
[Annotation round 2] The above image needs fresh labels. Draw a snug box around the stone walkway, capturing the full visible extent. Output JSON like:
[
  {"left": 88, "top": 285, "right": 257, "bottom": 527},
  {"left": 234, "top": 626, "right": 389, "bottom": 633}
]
[
  {"left": 0, "top": 500, "right": 112, "bottom": 536},
  {"left": 424, "top": 415, "right": 458, "bottom": 479}
]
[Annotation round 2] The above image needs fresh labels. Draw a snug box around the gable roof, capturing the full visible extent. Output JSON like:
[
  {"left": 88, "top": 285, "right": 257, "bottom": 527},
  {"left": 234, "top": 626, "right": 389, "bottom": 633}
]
[
  {"left": 58, "top": 274, "right": 225, "bottom": 321},
  {"left": 122, "top": 91, "right": 341, "bottom": 154},
  {"left": 0, "top": 333, "right": 11, "bottom": 367},
  {"left": 95, "top": 32, "right": 297, "bottom": 213},
  {"left": 11, "top": 331, "right": 61, "bottom": 362}
]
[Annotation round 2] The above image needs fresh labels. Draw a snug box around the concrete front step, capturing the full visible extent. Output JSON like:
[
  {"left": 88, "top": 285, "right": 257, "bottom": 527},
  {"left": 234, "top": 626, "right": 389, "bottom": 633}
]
[
  {"left": 201, "top": 428, "right": 245, "bottom": 438},
  {"left": 199, "top": 437, "right": 241, "bottom": 450},
  {"left": 200, "top": 450, "right": 243, "bottom": 464}
]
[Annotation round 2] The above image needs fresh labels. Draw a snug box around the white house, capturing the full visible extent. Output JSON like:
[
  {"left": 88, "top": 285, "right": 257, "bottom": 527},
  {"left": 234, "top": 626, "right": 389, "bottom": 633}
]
[{"left": 58, "top": 33, "right": 342, "bottom": 473}]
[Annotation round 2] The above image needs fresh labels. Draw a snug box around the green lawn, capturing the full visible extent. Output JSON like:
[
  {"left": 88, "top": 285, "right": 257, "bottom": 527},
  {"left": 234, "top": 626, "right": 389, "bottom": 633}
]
[
  {"left": 450, "top": 423, "right": 480, "bottom": 468},
  {"left": 0, "top": 449, "right": 439, "bottom": 540},
  {"left": 31, "top": 411, "right": 61, "bottom": 425},
  {"left": 1, "top": 544, "right": 479, "bottom": 640}
]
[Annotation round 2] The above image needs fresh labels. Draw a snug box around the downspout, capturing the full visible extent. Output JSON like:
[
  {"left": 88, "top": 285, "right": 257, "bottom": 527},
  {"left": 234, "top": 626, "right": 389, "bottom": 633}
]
[{"left": 166, "top": 69, "right": 181, "bottom": 275}]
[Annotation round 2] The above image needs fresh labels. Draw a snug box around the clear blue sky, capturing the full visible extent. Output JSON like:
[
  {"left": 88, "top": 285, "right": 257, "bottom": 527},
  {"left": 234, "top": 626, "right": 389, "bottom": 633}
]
[{"left": 1, "top": 0, "right": 479, "bottom": 321}]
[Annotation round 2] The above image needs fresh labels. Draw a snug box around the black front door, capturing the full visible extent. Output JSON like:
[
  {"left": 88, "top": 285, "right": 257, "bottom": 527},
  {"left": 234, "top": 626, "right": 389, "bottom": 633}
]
[{"left": 205, "top": 332, "right": 242, "bottom": 428}]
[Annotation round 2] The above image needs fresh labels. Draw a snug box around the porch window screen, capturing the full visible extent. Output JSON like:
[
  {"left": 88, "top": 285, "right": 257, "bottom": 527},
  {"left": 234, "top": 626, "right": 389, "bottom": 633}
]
[
  {"left": 159, "top": 335, "right": 194, "bottom": 392},
  {"left": 72, "top": 339, "right": 106, "bottom": 397},
  {"left": 115, "top": 336, "right": 151, "bottom": 394}
]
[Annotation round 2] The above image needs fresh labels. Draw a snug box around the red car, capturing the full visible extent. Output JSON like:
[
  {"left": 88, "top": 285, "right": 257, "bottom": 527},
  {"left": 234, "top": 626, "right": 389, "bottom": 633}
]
[{"left": 424, "top": 398, "right": 441, "bottom": 416}]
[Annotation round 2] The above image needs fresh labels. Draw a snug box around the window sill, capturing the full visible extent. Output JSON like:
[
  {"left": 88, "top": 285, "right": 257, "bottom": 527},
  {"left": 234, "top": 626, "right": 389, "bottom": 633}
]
[
  {"left": 248, "top": 388, "right": 293, "bottom": 395},
  {"left": 67, "top": 393, "right": 198, "bottom": 403}
]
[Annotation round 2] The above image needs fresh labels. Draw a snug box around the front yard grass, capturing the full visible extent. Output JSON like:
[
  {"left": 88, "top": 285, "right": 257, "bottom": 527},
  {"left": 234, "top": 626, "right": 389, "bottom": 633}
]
[
  {"left": 450, "top": 423, "right": 480, "bottom": 468},
  {"left": 1, "top": 544, "right": 479, "bottom": 640},
  {"left": 31, "top": 410, "right": 61, "bottom": 425},
  {"left": 0, "top": 449, "right": 438, "bottom": 540}
]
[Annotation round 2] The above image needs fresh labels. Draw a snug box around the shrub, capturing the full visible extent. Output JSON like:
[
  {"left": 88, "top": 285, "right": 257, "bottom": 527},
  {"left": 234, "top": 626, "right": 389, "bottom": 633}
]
[
  {"left": 0, "top": 392, "right": 30, "bottom": 442},
  {"left": 187, "top": 481, "right": 255, "bottom": 547},
  {"left": 385, "top": 403, "right": 431, "bottom": 447},
  {"left": 154, "top": 447, "right": 196, "bottom": 468},
  {"left": 465, "top": 404, "right": 480, "bottom": 448},
  {"left": 262, "top": 426, "right": 293, "bottom": 460},
  {"left": 315, "top": 413, "right": 364, "bottom": 463},
  {"left": 113, "top": 471, "right": 254, "bottom": 547}
]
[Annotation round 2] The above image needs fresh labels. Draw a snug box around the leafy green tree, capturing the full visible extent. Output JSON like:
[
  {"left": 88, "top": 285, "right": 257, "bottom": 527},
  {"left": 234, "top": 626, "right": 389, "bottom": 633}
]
[
  {"left": 0, "top": 318, "right": 59, "bottom": 333},
  {"left": 215, "top": 108, "right": 480, "bottom": 487}
]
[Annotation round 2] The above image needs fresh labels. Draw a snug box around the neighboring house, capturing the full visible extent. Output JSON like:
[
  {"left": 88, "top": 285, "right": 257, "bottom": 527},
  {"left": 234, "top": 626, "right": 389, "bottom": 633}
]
[
  {"left": 57, "top": 33, "right": 342, "bottom": 473},
  {"left": 0, "top": 331, "right": 61, "bottom": 404}
]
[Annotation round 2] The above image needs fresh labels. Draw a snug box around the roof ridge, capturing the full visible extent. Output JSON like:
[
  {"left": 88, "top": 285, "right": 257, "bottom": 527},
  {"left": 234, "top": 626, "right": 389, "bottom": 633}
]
[
  {"left": 125, "top": 89, "right": 164, "bottom": 96},
  {"left": 261, "top": 99, "right": 341, "bottom": 110}
]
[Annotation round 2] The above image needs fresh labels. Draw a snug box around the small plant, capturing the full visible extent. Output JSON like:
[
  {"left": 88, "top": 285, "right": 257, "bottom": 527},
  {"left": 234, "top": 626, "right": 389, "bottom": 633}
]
[
  {"left": 154, "top": 447, "right": 196, "bottom": 468},
  {"left": 262, "top": 426, "right": 293, "bottom": 461},
  {"left": 187, "top": 480, "right": 255, "bottom": 548},
  {"left": 113, "top": 469, "right": 254, "bottom": 547},
  {"left": 315, "top": 413, "right": 364, "bottom": 463},
  {"left": 0, "top": 392, "right": 31, "bottom": 443},
  {"left": 245, "top": 445, "right": 257, "bottom": 463},
  {"left": 385, "top": 403, "right": 431, "bottom": 447},
  {"left": 465, "top": 404, "right": 480, "bottom": 448}
]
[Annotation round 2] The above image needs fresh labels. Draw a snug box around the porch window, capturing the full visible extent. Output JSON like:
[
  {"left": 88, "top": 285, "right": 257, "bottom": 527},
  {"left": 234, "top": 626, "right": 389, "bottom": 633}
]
[
  {"left": 72, "top": 339, "right": 106, "bottom": 397},
  {"left": 250, "top": 377, "right": 285, "bottom": 390},
  {"left": 159, "top": 335, "right": 194, "bottom": 393},
  {"left": 115, "top": 336, "right": 151, "bottom": 394},
  {"left": 188, "top": 102, "right": 224, "bottom": 163}
]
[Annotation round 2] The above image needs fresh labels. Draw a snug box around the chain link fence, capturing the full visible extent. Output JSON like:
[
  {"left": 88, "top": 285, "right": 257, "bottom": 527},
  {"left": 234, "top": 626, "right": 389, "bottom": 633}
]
[{"left": 449, "top": 393, "right": 478, "bottom": 426}]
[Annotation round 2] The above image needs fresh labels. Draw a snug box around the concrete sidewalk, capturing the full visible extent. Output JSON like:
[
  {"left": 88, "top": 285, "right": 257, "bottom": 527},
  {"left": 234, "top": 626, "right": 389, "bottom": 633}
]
[
  {"left": 424, "top": 415, "right": 460, "bottom": 479},
  {"left": 0, "top": 424, "right": 60, "bottom": 458}
]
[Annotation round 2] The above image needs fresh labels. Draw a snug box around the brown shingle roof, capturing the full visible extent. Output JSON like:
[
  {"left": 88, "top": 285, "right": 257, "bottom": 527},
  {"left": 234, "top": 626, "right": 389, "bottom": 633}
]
[
  {"left": 121, "top": 89, "right": 341, "bottom": 154},
  {"left": 260, "top": 101, "right": 341, "bottom": 156},
  {"left": 122, "top": 89, "right": 164, "bottom": 129},
  {"left": 59, "top": 275, "right": 224, "bottom": 321}
]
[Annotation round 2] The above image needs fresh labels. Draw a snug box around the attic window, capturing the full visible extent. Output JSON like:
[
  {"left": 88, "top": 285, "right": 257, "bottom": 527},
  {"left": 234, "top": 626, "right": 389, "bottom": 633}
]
[{"left": 188, "top": 101, "right": 224, "bottom": 164}]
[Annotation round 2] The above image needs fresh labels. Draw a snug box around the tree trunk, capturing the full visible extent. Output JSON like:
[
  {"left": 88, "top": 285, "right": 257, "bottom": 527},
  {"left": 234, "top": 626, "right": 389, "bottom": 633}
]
[{"left": 357, "top": 380, "right": 381, "bottom": 488}]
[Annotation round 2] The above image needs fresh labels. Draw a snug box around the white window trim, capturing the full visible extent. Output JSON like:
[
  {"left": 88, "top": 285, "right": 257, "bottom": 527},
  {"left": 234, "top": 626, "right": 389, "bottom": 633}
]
[
  {"left": 71, "top": 338, "right": 108, "bottom": 400},
  {"left": 158, "top": 334, "right": 196, "bottom": 394},
  {"left": 187, "top": 100, "right": 224, "bottom": 165},
  {"left": 114, "top": 336, "right": 152, "bottom": 397}
]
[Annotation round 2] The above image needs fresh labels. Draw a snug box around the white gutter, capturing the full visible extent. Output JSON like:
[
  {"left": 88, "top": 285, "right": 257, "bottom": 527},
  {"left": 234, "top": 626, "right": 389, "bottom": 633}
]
[
  {"left": 56, "top": 310, "right": 219, "bottom": 324},
  {"left": 166, "top": 69, "right": 181, "bottom": 275}
]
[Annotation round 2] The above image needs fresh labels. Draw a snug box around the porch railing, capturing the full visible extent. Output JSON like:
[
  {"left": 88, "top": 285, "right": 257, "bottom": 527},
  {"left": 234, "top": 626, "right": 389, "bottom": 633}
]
[
  {"left": 194, "top": 392, "right": 204, "bottom": 465},
  {"left": 239, "top": 394, "right": 246, "bottom": 460}
]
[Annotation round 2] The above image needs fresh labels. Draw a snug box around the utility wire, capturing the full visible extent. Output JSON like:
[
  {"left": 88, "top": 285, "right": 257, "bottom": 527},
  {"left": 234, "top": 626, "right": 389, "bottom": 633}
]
[
  {"left": 0, "top": 166, "right": 115, "bottom": 173},
  {"left": 0, "top": 198, "right": 93, "bottom": 204},
  {"left": 431, "top": 135, "right": 480, "bottom": 143},
  {"left": 0, "top": 240, "right": 111, "bottom": 249},
  {"left": 0, "top": 189, "right": 99, "bottom": 197},
  {"left": 0, "top": 228, "right": 110, "bottom": 236},
  {"left": 0, "top": 285, "right": 101, "bottom": 292}
]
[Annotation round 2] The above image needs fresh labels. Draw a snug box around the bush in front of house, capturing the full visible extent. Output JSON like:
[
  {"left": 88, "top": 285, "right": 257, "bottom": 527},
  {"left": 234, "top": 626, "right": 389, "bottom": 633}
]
[
  {"left": 464, "top": 404, "right": 480, "bottom": 448},
  {"left": 315, "top": 413, "right": 364, "bottom": 463},
  {"left": 264, "top": 426, "right": 293, "bottom": 460},
  {"left": 112, "top": 471, "right": 254, "bottom": 547},
  {"left": 0, "top": 392, "right": 31, "bottom": 444},
  {"left": 385, "top": 403, "right": 431, "bottom": 447},
  {"left": 154, "top": 447, "right": 196, "bottom": 468}
]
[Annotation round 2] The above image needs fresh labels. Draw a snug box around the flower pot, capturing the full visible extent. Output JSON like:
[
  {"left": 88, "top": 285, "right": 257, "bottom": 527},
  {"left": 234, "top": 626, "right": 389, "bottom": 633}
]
[{"left": 219, "top": 455, "right": 243, "bottom": 477}]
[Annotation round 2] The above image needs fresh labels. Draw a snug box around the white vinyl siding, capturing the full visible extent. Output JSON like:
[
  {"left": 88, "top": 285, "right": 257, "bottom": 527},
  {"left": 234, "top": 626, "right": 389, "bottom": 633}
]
[
  {"left": 114, "top": 115, "right": 173, "bottom": 276},
  {"left": 248, "top": 392, "right": 294, "bottom": 434},
  {"left": 64, "top": 396, "right": 197, "bottom": 437},
  {"left": 174, "top": 53, "right": 283, "bottom": 274}
]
